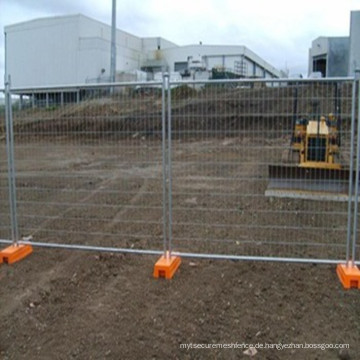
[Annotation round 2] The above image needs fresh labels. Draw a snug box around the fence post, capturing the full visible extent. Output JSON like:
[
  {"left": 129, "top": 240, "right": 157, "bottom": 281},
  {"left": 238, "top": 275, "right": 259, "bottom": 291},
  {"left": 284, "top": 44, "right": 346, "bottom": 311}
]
[
  {"left": 337, "top": 70, "right": 360, "bottom": 288},
  {"left": 153, "top": 73, "right": 181, "bottom": 279},
  {"left": 167, "top": 73, "right": 173, "bottom": 259},
  {"left": 0, "top": 76, "right": 33, "bottom": 264},
  {"left": 4, "top": 76, "right": 19, "bottom": 244},
  {"left": 161, "top": 73, "right": 168, "bottom": 256},
  {"left": 345, "top": 73, "right": 358, "bottom": 263},
  {"left": 351, "top": 70, "right": 360, "bottom": 264}
]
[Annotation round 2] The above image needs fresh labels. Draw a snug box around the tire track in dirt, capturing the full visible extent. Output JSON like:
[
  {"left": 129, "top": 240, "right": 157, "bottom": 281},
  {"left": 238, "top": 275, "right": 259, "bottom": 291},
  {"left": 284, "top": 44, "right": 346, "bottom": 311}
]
[{"left": 0, "top": 164, "right": 162, "bottom": 319}]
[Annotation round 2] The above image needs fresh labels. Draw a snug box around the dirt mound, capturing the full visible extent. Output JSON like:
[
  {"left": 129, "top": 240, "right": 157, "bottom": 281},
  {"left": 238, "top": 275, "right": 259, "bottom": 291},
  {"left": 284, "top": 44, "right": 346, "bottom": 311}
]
[{"left": 9, "top": 82, "right": 352, "bottom": 141}]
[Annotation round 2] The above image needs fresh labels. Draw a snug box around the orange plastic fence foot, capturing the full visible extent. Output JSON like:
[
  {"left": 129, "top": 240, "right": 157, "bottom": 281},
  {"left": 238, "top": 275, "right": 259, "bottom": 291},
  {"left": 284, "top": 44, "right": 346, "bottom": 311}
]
[
  {"left": 0, "top": 244, "right": 33, "bottom": 265},
  {"left": 153, "top": 252, "right": 181, "bottom": 279},
  {"left": 336, "top": 263, "right": 360, "bottom": 289}
]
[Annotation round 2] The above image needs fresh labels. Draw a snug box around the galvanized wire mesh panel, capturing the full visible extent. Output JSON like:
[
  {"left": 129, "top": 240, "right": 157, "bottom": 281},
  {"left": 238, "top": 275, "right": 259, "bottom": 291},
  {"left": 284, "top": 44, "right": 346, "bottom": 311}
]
[
  {"left": 11, "top": 84, "right": 165, "bottom": 251},
  {"left": 169, "top": 79, "right": 354, "bottom": 261},
  {"left": 6, "top": 78, "right": 359, "bottom": 263}
]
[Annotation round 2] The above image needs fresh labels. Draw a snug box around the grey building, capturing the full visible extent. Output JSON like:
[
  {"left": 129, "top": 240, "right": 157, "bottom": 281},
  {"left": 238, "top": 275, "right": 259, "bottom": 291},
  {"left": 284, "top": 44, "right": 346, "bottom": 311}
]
[
  {"left": 308, "top": 10, "right": 360, "bottom": 77},
  {"left": 349, "top": 10, "right": 360, "bottom": 75}
]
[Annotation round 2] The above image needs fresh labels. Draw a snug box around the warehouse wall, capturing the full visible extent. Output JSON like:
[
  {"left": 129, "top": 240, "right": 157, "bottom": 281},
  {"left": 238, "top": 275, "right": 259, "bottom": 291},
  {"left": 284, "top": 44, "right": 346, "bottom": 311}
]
[
  {"left": 160, "top": 45, "right": 280, "bottom": 78},
  {"left": 78, "top": 15, "right": 144, "bottom": 80},
  {"left": 308, "top": 37, "right": 349, "bottom": 77},
  {"left": 5, "top": 14, "right": 147, "bottom": 87},
  {"left": 78, "top": 15, "right": 143, "bottom": 81},
  {"left": 328, "top": 38, "right": 349, "bottom": 77},
  {"left": 5, "top": 14, "right": 281, "bottom": 88},
  {"left": 142, "top": 37, "right": 178, "bottom": 54},
  {"left": 349, "top": 10, "right": 360, "bottom": 75},
  {"left": 5, "top": 16, "right": 80, "bottom": 87}
]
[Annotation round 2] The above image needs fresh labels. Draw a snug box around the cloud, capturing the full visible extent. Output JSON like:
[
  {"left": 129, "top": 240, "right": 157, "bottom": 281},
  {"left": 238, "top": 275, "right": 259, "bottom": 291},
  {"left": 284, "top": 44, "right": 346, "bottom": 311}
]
[{"left": 7, "top": 0, "right": 107, "bottom": 18}]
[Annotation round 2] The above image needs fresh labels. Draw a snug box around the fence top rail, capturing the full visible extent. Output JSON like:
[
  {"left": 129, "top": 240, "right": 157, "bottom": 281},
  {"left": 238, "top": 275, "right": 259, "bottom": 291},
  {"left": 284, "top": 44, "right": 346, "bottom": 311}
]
[
  {"left": 2, "top": 80, "right": 163, "bottom": 94},
  {"left": 172, "top": 76, "right": 355, "bottom": 85},
  {"left": 1, "top": 76, "right": 356, "bottom": 95}
]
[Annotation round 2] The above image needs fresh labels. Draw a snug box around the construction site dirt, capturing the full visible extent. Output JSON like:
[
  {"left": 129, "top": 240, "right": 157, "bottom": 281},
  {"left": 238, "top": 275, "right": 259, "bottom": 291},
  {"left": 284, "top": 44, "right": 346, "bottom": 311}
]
[{"left": 0, "top": 85, "right": 359, "bottom": 359}]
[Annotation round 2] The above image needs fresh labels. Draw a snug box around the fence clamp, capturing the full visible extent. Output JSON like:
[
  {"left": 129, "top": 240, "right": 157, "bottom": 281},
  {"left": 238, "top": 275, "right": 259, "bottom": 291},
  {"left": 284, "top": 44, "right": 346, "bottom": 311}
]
[
  {"left": 153, "top": 252, "right": 181, "bottom": 279},
  {"left": 336, "top": 263, "right": 360, "bottom": 289}
]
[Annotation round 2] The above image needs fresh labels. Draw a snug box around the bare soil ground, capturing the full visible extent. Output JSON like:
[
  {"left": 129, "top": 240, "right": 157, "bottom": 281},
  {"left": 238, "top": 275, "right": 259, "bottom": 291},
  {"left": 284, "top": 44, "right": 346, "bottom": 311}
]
[
  {"left": 1, "top": 86, "right": 359, "bottom": 359},
  {"left": 1, "top": 250, "right": 359, "bottom": 359}
]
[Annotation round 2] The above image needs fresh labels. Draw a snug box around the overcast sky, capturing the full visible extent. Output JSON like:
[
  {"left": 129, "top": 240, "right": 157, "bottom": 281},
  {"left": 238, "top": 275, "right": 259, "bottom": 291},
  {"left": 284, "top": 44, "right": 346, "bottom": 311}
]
[{"left": 0, "top": 0, "right": 359, "bottom": 89}]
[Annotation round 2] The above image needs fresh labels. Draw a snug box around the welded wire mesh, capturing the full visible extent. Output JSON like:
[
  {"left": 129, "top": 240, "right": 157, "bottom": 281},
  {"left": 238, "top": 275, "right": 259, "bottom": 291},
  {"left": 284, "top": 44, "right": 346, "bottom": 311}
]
[
  {"left": 5, "top": 78, "right": 360, "bottom": 263},
  {"left": 169, "top": 79, "right": 355, "bottom": 261},
  {"left": 11, "top": 84, "right": 165, "bottom": 251}
]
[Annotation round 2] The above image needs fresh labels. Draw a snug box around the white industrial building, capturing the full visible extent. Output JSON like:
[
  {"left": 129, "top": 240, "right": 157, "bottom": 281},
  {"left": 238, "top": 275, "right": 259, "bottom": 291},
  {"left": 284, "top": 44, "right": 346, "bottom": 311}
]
[{"left": 5, "top": 13, "right": 282, "bottom": 92}]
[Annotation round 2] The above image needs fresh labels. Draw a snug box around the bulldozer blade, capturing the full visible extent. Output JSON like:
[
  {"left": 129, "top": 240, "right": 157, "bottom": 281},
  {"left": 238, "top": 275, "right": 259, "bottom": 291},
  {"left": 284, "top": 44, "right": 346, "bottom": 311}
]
[{"left": 266, "top": 165, "right": 357, "bottom": 201}]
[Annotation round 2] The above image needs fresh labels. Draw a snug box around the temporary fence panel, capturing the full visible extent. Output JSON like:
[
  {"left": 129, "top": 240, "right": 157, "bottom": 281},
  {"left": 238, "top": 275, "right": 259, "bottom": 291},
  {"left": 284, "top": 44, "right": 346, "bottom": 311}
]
[
  {"left": 3, "top": 77, "right": 360, "bottom": 265},
  {"left": 10, "top": 83, "right": 166, "bottom": 254},
  {"left": 168, "top": 79, "right": 356, "bottom": 262}
]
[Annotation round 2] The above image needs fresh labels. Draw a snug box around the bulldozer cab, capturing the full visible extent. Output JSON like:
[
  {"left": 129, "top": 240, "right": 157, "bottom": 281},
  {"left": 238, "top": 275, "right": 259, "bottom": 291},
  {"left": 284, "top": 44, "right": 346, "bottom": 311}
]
[{"left": 299, "top": 117, "right": 341, "bottom": 170}]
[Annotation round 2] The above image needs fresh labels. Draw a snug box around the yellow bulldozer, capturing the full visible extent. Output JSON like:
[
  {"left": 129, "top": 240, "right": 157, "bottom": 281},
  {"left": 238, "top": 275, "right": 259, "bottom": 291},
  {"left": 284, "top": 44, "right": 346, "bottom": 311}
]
[{"left": 266, "top": 105, "right": 355, "bottom": 201}]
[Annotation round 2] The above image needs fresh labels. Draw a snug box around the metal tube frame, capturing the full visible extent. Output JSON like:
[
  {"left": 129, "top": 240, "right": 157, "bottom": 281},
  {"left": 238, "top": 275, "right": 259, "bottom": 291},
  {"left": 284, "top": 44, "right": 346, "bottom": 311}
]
[
  {"left": 351, "top": 71, "right": 360, "bottom": 265},
  {"left": 0, "top": 238, "right": 359, "bottom": 266},
  {"left": 159, "top": 72, "right": 174, "bottom": 259},
  {"left": 4, "top": 76, "right": 19, "bottom": 244},
  {"left": 3, "top": 76, "right": 354, "bottom": 95},
  {"left": 345, "top": 75, "right": 358, "bottom": 262},
  {"left": 167, "top": 75, "right": 173, "bottom": 258},
  {"left": 161, "top": 74, "right": 168, "bottom": 255}
]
